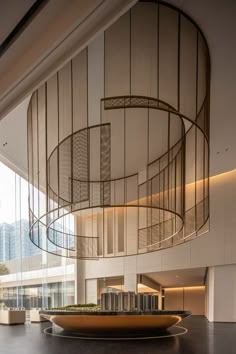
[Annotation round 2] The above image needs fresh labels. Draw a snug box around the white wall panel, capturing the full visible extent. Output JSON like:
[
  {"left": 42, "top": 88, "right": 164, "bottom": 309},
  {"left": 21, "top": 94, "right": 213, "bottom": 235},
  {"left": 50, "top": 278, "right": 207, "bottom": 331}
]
[
  {"left": 58, "top": 62, "right": 72, "bottom": 142},
  {"left": 72, "top": 50, "right": 88, "bottom": 132},
  {"left": 86, "top": 278, "right": 98, "bottom": 304},
  {"left": 159, "top": 6, "right": 178, "bottom": 109},
  {"left": 213, "top": 265, "right": 236, "bottom": 322},
  {"left": 131, "top": 2, "right": 157, "bottom": 97},
  {"left": 88, "top": 33, "right": 104, "bottom": 126},
  {"left": 206, "top": 265, "right": 236, "bottom": 322},
  {"left": 105, "top": 12, "right": 130, "bottom": 96},
  {"left": 179, "top": 16, "right": 197, "bottom": 120},
  {"left": 46, "top": 75, "right": 58, "bottom": 157}
]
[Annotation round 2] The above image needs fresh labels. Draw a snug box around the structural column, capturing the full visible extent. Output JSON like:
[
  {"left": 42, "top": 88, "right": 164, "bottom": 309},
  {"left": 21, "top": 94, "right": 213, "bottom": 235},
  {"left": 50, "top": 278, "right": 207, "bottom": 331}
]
[
  {"left": 75, "top": 259, "right": 86, "bottom": 304},
  {"left": 206, "top": 265, "right": 236, "bottom": 322},
  {"left": 124, "top": 256, "right": 137, "bottom": 292},
  {"left": 85, "top": 279, "right": 98, "bottom": 304}
]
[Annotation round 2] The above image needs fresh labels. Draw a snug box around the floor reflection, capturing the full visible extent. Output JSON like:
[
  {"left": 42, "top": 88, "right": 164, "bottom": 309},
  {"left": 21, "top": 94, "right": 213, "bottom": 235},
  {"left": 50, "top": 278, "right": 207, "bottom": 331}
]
[{"left": 45, "top": 324, "right": 188, "bottom": 340}]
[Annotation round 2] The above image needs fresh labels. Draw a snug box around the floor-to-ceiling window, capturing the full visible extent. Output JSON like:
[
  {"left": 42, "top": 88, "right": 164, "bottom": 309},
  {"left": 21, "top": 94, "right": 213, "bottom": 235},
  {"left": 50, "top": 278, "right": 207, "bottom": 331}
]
[{"left": 0, "top": 162, "right": 75, "bottom": 309}]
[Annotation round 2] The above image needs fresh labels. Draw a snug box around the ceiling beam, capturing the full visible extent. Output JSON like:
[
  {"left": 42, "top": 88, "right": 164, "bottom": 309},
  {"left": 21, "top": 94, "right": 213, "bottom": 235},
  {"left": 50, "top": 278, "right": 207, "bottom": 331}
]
[{"left": 0, "top": 0, "right": 137, "bottom": 120}]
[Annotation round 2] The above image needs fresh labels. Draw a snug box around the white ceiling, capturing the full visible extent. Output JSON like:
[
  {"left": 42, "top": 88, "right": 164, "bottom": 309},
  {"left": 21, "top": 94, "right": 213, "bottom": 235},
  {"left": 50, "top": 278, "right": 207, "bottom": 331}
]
[
  {"left": 0, "top": 0, "right": 36, "bottom": 45},
  {"left": 0, "top": 97, "right": 30, "bottom": 179},
  {"left": 145, "top": 267, "right": 206, "bottom": 288},
  {"left": 0, "top": 0, "right": 137, "bottom": 119}
]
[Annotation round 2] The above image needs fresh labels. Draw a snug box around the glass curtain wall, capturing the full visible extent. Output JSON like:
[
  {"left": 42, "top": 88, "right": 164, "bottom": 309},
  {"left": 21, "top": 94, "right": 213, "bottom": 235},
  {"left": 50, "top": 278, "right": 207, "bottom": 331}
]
[{"left": 0, "top": 162, "right": 75, "bottom": 309}]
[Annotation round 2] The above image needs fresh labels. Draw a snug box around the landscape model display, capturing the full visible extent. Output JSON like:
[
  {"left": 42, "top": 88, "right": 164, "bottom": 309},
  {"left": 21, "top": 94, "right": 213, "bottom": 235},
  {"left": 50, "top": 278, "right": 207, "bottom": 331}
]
[{"left": 41, "top": 292, "right": 191, "bottom": 338}]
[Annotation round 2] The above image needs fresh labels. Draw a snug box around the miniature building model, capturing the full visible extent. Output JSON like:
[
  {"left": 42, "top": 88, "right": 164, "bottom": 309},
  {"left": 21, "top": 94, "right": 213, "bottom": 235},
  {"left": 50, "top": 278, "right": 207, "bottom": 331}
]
[{"left": 101, "top": 292, "right": 158, "bottom": 311}]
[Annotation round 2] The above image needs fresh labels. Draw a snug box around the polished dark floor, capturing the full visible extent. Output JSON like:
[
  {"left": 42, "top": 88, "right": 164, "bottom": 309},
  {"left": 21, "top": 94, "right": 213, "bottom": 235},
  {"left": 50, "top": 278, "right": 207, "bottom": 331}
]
[{"left": 0, "top": 316, "right": 236, "bottom": 354}]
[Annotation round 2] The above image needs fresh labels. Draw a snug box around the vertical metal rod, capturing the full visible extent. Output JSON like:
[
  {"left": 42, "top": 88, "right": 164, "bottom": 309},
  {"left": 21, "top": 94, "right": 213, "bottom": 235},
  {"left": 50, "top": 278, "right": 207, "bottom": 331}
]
[
  {"left": 167, "top": 111, "right": 170, "bottom": 210},
  {"left": 129, "top": 9, "right": 132, "bottom": 96},
  {"left": 124, "top": 106, "right": 127, "bottom": 255},
  {"left": 27, "top": 89, "right": 31, "bottom": 242},
  {"left": 182, "top": 123, "right": 186, "bottom": 239},
  {"left": 70, "top": 60, "right": 74, "bottom": 210},
  {"left": 195, "top": 31, "right": 199, "bottom": 234},
  {"left": 45, "top": 82, "right": 49, "bottom": 252},
  {"left": 162, "top": 170, "right": 165, "bottom": 243},
  {"left": 36, "top": 90, "right": 40, "bottom": 247},
  {"left": 87, "top": 48, "right": 90, "bottom": 214},
  {"left": 174, "top": 155, "right": 177, "bottom": 238},
  {"left": 157, "top": 3, "right": 159, "bottom": 101},
  {"left": 147, "top": 108, "right": 150, "bottom": 245},
  {"left": 177, "top": 13, "right": 181, "bottom": 112},
  {"left": 57, "top": 72, "right": 60, "bottom": 248},
  {"left": 31, "top": 100, "right": 35, "bottom": 245},
  {"left": 158, "top": 159, "right": 161, "bottom": 245}
]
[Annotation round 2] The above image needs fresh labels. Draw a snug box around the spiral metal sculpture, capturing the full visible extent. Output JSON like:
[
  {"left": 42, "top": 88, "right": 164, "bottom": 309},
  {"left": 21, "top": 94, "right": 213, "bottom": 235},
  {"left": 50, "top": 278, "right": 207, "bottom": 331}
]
[{"left": 28, "top": 1, "right": 210, "bottom": 259}]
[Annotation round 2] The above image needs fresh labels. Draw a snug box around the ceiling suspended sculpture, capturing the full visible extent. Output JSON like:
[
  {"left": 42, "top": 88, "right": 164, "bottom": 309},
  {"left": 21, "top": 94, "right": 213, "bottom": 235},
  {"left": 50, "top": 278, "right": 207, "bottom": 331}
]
[{"left": 28, "top": 0, "right": 210, "bottom": 259}]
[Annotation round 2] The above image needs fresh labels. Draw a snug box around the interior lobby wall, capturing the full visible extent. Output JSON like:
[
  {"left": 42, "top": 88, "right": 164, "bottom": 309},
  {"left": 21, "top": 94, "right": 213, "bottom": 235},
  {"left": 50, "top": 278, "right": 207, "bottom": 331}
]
[
  {"left": 164, "top": 288, "right": 183, "bottom": 311},
  {"left": 83, "top": 169, "right": 236, "bottom": 278},
  {"left": 164, "top": 287, "right": 205, "bottom": 315},
  {"left": 184, "top": 287, "right": 205, "bottom": 315},
  {"left": 82, "top": 169, "right": 236, "bottom": 321}
]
